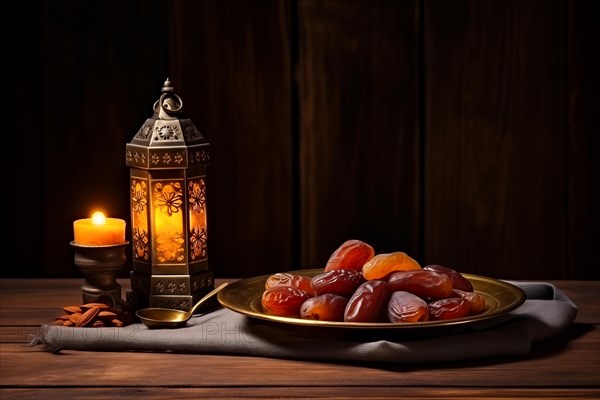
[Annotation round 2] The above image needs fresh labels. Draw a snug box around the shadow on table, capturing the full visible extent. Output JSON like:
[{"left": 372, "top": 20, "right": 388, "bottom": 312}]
[{"left": 349, "top": 322, "right": 594, "bottom": 372}]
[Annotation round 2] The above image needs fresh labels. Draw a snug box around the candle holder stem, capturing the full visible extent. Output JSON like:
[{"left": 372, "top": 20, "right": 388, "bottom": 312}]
[{"left": 70, "top": 242, "right": 131, "bottom": 313}]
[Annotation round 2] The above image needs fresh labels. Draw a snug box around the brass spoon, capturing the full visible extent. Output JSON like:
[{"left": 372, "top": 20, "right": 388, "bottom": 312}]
[{"left": 136, "top": 282, "right": 229, "bottom": 329}]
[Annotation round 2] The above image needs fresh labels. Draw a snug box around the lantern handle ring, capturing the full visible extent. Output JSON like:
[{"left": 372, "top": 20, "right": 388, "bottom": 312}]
[{"left": 153, "top": 92, "right": 183, "bottom": 117}]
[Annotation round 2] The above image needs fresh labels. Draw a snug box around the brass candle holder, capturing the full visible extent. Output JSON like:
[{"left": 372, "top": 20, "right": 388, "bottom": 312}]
[{"left": 70, "top": 241, "right": 131, "bottom": 313}]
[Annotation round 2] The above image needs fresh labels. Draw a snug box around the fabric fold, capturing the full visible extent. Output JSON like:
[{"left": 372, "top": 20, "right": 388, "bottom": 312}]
[{"left": 32, "top": 281, "right": 578, "bottom": 363}]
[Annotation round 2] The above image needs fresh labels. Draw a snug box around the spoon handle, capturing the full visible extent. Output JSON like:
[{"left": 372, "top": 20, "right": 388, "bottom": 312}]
[{"left": 189, "top": 282, "right": 229, "bottom": 315}]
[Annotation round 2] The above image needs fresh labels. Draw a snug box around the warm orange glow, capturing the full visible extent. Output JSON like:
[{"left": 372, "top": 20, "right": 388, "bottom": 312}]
[
  {"left": 73, "top": 211, "right": 126, "bottom": 246},
  {"left": 152, "top": 181, "right": 185, "bottom": 263},
  {"left": 91, "top": 211, "right": 106, "bottom": 224}
]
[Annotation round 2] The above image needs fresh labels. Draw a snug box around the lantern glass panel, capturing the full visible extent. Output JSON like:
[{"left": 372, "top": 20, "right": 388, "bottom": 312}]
[
  {"left": 152, "top": 180, "right": 185, "bottom": 264},
  {"left": 188, "top": 177, "right": 208, "bottom": 262},
  {"left": 131, "top": 177, "right": 150, "bottom": 262}
]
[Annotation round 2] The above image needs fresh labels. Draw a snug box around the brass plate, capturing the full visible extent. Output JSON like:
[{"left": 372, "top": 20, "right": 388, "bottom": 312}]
[{"left": 217, "top": 269, "right": 526, "bottom": 330}]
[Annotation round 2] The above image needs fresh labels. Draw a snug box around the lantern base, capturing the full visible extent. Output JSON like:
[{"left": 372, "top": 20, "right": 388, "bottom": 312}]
[{"left": 128, "top": 269, "right": 215, "bottom": 312}]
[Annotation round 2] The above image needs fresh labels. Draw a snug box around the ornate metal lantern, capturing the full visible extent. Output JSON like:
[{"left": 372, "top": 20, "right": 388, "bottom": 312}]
[{"left": 125, "top": 78, "right": 213, "bottom": 311}]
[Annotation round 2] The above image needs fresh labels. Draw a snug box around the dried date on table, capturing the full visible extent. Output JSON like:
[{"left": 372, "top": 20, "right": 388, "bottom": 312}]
[
  {"left": 450, "top": 289, "right": 486, "bottom": 314},
  {"left": 387, "top": 291, "right": 430, "bottom": 323},
  {"left": 311, "top": 269, "right": 366, "bottom": 297},
  {"left": 265, "top": 272, "right": 315, "bottom": 295},
  {"left": 423, "top": 265, "right": 473, "bottom": 292},
  {"left": 362, "top": 252, "right": 421, "bottom": 280},
  {"left": 428, "top": 298, "right": 471, "bottom": 320},
  {"left": 300, "top": 294, "right": 348, "bottom": 321},
  {"left": 324, "top": 239, "right": 375, "bottom": 272},
  {"left": 387, "top": 269, "right": 453, "bottom": 300},
  {"left": 261, "top": 286, "right": 312, "bottom": 317},
  {"left": 344, "top": 280, "right": 391, "bottom": 323}
]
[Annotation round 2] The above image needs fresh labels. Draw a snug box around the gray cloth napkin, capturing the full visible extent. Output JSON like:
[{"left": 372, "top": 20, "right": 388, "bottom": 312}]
[{"left": 32, "top": 281, "right": 577, "bottom": 363}]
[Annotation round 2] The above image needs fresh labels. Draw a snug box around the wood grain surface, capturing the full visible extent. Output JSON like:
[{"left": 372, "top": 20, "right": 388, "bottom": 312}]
[
  {"left": 168, "top": 0, "right": 295, "bottom": 278},
  {"left": 297, "top": 0, "right": 421, "bottom": 268},
  {"left": 1, "top": 278, "right": 599, "bottom": 399},
  {"left": 6, "top": 0, "right": 598, "bottom": 280}
]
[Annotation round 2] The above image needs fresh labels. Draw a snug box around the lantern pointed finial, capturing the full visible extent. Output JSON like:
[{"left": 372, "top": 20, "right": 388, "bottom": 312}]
[
  {"left": 161, "top": 78, "right": 175, "bottom": 94},
  {"left": 127, "top": 78, "right": 208, "bottom": 166},
  {"left": 156, "top": 78, "right": 182, "bottom": 118}
]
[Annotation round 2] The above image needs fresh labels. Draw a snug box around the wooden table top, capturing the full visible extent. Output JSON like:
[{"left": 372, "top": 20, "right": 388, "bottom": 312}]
[{"left": 1, "top": 278, "right": 599, "bottom": 399}]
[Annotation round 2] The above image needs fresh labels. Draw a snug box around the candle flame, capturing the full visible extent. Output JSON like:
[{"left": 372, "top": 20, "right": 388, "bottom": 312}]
[{"left": 91, "top": 211, "right": 106, "bottom": 225}]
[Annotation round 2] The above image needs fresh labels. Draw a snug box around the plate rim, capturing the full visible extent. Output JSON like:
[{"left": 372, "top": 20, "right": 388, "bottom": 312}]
[{"left": 217, "top": 268, "right": 527, "bottom": 329}]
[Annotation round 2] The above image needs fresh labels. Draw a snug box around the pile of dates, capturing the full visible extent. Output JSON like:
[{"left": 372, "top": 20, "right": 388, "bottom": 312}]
[{"left": 261, "top": 239, "right": 486, "bottom": 323}]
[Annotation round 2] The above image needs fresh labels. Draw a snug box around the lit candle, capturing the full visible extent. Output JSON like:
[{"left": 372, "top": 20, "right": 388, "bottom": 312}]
[{"left": 73, "top": 211, "right": 126, "bottom": 246}]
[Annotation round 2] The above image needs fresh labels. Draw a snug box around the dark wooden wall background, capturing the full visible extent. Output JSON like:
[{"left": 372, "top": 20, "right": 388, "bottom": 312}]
[{"left": 7, "top": 0, "right": 598, "bottom": 280}]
